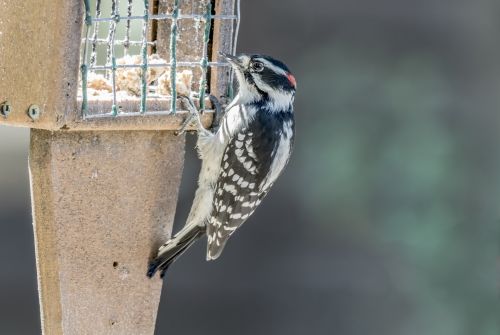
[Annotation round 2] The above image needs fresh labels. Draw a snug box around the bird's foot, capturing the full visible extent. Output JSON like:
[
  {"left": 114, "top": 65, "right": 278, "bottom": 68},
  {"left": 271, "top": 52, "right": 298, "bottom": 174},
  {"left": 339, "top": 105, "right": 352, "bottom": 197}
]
[{"left": 175, "top": 95, "right": 207, "bottom": 136}]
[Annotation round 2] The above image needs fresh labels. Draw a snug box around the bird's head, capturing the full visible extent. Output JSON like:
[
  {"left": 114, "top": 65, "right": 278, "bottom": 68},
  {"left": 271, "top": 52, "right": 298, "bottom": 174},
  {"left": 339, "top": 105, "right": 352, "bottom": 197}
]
[{"left": 221, "top": 53, "right": 296, "bottom": 109}]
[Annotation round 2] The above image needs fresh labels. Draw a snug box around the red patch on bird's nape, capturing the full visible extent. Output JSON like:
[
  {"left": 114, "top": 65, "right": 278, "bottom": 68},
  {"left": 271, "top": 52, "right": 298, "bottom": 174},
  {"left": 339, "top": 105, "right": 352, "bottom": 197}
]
[{"left": 287, "top": 73, "right": 297, "bottom": 88}]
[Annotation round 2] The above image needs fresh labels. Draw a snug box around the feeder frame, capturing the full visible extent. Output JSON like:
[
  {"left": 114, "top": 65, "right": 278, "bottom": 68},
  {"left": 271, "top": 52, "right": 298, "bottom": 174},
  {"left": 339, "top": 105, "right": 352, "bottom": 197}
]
[{"left": 0, "top": 0, "right": 240, "bottom": 334}]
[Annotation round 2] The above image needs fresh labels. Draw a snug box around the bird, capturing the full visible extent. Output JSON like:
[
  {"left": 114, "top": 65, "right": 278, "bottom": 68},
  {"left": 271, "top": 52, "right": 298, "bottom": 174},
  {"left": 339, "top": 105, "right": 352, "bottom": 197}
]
[{"left": 147, "top": 53, "right": 296, "bottom": 278}]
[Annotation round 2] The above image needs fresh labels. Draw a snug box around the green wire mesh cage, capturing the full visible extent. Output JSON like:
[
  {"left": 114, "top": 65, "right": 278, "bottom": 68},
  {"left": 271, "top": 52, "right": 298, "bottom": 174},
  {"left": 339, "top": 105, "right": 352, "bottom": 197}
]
[{"left": 79, "top": 0, "right": 240, "bottom": 119}]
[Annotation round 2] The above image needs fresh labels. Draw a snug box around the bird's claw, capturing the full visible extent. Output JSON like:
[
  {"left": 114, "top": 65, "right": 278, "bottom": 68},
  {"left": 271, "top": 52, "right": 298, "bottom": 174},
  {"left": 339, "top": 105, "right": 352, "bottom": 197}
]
[
  {"left": 175, "top": 112, "right": 196, "bottom": 136},
  {"left": 175, "top": 95, "right": 202, "bottom": 136}
]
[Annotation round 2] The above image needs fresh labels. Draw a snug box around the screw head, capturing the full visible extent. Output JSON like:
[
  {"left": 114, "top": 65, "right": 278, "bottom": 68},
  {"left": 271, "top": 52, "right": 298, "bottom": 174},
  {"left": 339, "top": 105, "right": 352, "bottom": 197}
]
[
  {"left": 28, "top": 105, "right": 41, "bottom": 120},
  {"left": 0, "top": 102, "right": 11, "bottom": 117}
]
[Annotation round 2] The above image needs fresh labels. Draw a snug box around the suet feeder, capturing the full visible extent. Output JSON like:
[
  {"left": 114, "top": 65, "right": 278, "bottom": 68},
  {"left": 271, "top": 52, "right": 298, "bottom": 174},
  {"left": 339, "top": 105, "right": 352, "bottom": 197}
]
[{"left": 0, "top": 0, "right": 239, "bottom": 333}]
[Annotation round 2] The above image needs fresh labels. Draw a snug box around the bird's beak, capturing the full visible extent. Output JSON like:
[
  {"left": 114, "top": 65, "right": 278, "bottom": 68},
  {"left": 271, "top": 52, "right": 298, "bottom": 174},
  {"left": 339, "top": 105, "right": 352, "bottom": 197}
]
[{"left": 220, "top": 52, "right": 243, "bottom": 70}]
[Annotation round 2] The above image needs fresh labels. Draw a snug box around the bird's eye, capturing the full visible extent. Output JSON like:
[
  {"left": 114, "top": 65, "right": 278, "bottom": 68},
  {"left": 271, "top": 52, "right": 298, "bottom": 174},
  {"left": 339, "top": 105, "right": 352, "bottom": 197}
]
[{"left": 251, "top": 62, "right": 264, "bottom": 72}]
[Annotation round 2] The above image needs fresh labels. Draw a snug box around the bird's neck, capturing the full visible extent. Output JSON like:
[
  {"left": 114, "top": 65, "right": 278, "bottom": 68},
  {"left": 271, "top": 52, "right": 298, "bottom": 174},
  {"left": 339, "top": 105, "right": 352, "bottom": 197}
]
[
  {"left": 227, "top": 91, "right": 294, "bottom": 114},
  {"left": 265, "top": 90, "right": 295, "bottom": 112}
]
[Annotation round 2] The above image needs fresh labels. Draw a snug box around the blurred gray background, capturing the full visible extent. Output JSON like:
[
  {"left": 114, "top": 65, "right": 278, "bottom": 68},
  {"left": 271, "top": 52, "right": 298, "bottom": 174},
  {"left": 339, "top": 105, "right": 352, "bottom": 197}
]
[{"left": 1, "top": 0, "right": 499, "bottom": 334}]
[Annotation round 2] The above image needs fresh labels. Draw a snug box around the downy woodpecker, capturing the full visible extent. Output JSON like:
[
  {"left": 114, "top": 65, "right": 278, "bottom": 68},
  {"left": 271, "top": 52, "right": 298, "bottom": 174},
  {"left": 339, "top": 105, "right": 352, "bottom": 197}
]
[{"left": 148, "top": 53, "right": 296, "bottom": 278}]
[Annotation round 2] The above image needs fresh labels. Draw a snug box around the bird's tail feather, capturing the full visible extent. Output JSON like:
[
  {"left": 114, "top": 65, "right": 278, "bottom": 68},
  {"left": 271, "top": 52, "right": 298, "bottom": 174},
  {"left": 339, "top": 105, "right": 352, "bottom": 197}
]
[{"left": 147, "top": 225, "right": 206, "bottom": 278}]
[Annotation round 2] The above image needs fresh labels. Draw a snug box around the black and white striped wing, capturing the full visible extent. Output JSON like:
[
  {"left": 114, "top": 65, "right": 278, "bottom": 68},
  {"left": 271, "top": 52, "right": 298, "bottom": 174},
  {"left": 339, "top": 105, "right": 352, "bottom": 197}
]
[{"left": 206, "top": 129, "right": 275, "bottom": 260}]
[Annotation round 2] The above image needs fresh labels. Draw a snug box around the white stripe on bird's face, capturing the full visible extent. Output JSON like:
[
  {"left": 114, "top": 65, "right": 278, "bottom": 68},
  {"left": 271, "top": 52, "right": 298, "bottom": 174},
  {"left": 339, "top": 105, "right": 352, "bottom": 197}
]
[
  {"left": 254, "top": 57, "right": 288, "bottom": 76},
  {"left": 252, "top": 74, "right": 295, "bottom": 110}
]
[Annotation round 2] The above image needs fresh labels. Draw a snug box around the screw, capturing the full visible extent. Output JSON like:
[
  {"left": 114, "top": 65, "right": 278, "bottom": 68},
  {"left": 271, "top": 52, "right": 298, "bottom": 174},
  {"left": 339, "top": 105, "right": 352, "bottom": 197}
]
[
  {"left": 0, "top": 102, "right": 11, "bottom": 117},
  {"left": 28, "top": 105, "right": 41, "bottom": 120}
]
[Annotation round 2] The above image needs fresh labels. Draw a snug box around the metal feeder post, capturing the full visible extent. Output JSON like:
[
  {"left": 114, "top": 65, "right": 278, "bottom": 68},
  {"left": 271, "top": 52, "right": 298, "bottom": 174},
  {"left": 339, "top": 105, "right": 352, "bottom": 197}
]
[{"left": 0, "top": 0, "right": 238, "bottom": 334}]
